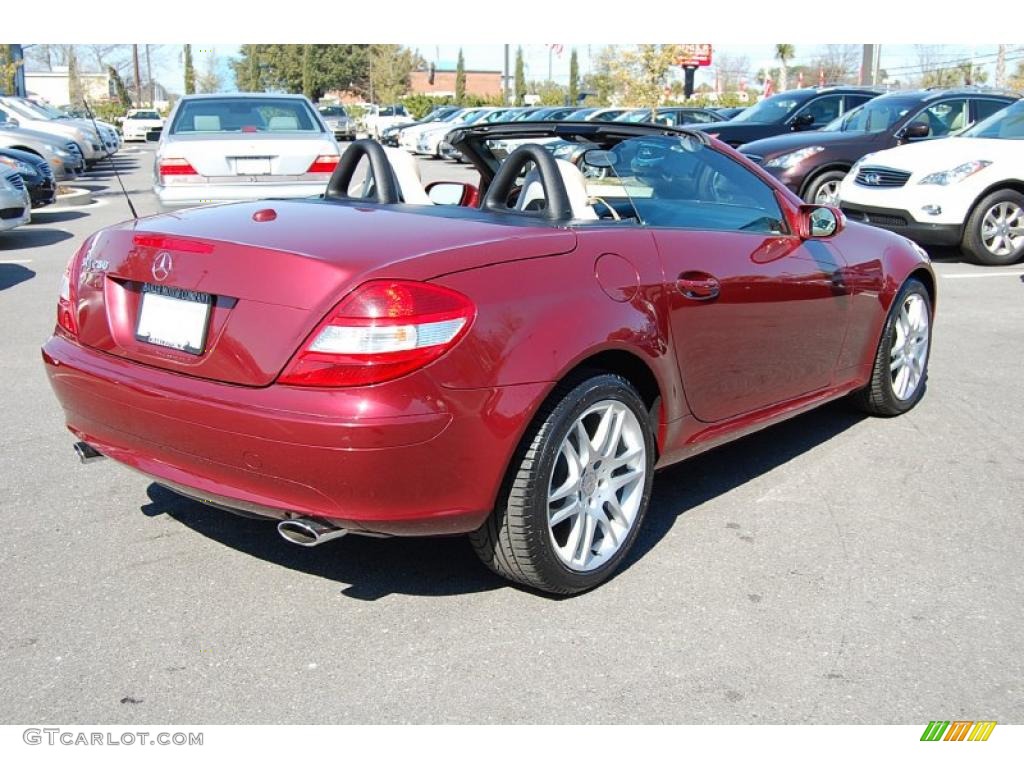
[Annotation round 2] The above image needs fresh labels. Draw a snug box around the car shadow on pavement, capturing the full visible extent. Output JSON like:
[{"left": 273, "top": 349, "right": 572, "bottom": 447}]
[
  {"left": 139, "top": 401, "right": 865, "bottom": 601},
  {"left": 140, "top": 484, "right": 506, "bottom": 601},
  {"left": 0, "top": 263, "right": 35, "bottom": 291},
  {"left": 0, "top": 228, "right": 74, "bottom": 249},
  {"left": 29, "top": 209, "right": 89, "bottom": 224},
  {"left": 625, "top": 401, "right": 866, "bottom": 573}
]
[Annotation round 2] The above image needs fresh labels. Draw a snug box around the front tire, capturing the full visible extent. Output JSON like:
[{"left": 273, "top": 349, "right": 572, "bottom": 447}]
[
  {"left": 803, "top": 170, "right": 847, "bottom": 205},
  {"left": 962, "top": 189, "right": 1024, "bottom": 265},
  {"left": 853, "top": 277, "right": 932, "bottom": 416},
  {"left": 471, "top": 374, "right": 655, "bottom": 594}
]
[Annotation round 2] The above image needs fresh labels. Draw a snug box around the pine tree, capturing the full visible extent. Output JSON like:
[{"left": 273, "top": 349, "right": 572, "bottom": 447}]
[
  {"left": 455, "top": 48, "right": 466, "bottom": 104},
  {"left": 514, "top": 47, "right": 526, "bottom": 106},
  {"left": 183, "top": 45, "right": 195, "bottom": 95}
]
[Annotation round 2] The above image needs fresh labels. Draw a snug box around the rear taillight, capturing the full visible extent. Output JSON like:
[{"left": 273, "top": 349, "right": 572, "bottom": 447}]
[
  {"left": 56, "top": 239, "right": 90, "bottom": 338},
  {"left": 306, "top": 155, "right": 340, "bottom": 174},
  {"left": 158, "top": 157, "right": 198, "bottom": 176},
  {"left": 278, "top": 280, "right": 475, "bottom": 387}
]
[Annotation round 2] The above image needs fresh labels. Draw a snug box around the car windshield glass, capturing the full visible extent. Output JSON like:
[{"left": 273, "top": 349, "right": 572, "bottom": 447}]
[
  {"left": 731, "top": 94, "right": 801, "bottom": 123},
  {"left": 318, "top": 106, "right": 347, "bottom": 117},
  {"left": 378, "top": 106, "right": 407, "bottom": 117},
  {"left": 962, "top": 101, "right": 1024, "bottom": 139},
  {"left": 170, "top": 97, "right": 322, "bottom": 133},
  {"left": 3, "top": 100, "right": 47, "bottom": 119},
  {"left": 823, "top": 99, "right": 916, "bottom": 132},
  {"left": 129, "top": 111, "right": 161, "bottom": 120}
]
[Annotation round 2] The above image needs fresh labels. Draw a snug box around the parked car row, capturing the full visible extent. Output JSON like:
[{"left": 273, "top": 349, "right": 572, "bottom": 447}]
[
  {"left": 735, "top": 87, "right": 1023, "bottom": 265},
  {"left": 0, "top": 95, "right": 126, "bottom": 236}
]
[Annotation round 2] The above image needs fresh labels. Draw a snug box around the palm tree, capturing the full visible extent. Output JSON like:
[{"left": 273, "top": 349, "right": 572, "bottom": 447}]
[{"left": 775, "top": 44, "right": 795, "bottom": 91}]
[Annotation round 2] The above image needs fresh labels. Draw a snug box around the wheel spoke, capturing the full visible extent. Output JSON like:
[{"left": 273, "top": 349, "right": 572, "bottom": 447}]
[
  {"left": 572, "top": 514, "right": 598, "bottom": 566},
  {"left": 605, "top": 445, "right": 643, "bottom": 472},
  {"left": 608, "top": 467, "right": 643, "bottom": 493},
  {"left": 549, "top": 499, "right": 582, "bottom": 527},
  {"left": 574, "top": 420, "right": 593, "bottom": 467}
]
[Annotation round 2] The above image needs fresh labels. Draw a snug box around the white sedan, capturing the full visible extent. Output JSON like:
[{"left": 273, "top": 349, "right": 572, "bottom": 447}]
[
  {"left": 122, "top": 109, "right": 164, "bottom": 142},
  {"left": 839, "top": 99, "right": 1024, "bottom": 265},
  {"left": 154, "top": 93, "right": 341, "bottom": 208}
]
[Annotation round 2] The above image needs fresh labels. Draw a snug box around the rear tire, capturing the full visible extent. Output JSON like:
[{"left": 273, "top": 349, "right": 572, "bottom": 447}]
[
  {"left": 962, "top": 189, "right": 1024, "bottom": 265},
  {"left": 470, "top": 373, "right": 655, "bottom": 595},
  {"left": 853, "top": 277, "right": 932, "bottom": 416}
]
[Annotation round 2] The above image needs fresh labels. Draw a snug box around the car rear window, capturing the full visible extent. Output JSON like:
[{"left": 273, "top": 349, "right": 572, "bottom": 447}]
[{"left": 171, "top": 98, "right": 322, "bottom": 134}]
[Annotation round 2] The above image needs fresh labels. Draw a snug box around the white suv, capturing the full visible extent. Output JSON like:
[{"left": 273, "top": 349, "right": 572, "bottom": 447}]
[{"left": 839, "top": 99, "right": 1024, "bottom": 265}]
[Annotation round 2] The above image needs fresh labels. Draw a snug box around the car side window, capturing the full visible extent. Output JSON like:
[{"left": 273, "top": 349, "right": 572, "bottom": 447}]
[
  {"left": 908, "top": 99, "right": 969, "bottom": 138},
  {"left": 597, "top": 137, "right": 787, "bottom": 235},
  {"left": 974, "top": 99, "right": 1009, "bottom": 124},
  {"left": 844, "top": 94, "right": 873, "bottom": 110},
  {"left": 794, "top": 95, "right": 843, "bottom": 127}
]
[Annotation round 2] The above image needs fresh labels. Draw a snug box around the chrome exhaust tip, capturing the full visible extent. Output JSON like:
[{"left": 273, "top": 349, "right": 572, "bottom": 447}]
[
  {"left": 277, "top": 517, "right": 349, "bottom": 547},
  {"left": 73, "top": 441, "right": 105, "bottom": 464}
]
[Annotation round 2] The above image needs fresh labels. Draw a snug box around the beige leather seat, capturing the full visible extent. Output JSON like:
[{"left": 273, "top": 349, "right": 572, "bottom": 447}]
[
  {"left": 383, "top": 147, "right": 432, "bottom": 204},
  {"left": 517, "top": 158, "right": 598, "bottom": 220}
]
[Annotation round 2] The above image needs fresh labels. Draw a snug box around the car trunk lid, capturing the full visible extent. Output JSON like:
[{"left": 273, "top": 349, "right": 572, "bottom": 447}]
[{"left": 72, "top": 200, "right": 576, "bottom": 386}]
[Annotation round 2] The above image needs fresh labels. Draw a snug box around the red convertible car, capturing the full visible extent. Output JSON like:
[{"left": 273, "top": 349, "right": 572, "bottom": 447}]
[{"left": 43, "top": 122, "right": 935, "bottom": 594}]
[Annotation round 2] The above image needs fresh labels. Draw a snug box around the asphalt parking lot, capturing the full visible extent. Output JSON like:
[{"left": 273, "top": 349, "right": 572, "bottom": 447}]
[{"left": 1, "top": 145, "right": 1022, "bottom": 725}]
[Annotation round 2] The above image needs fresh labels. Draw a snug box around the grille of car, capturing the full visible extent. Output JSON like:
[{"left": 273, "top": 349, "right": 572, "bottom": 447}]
[
  {"left": 38, "top": 162, "right": 54, "bottom": 182},
  {"left": 842, "top": 207, "right": 908, "bottom": 227},
  {"left": 5, "top": 173, "right": 25, "bottom": 191},
  {"left": 742, "top": 154, "right": 764, "bottom": 166},
  {"left": 854, "top": 166, "right": 912, "bottom": 188}
]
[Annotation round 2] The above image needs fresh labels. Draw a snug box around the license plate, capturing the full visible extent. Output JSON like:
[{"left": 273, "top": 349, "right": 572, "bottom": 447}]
[
  {"left": 234, "top": 157, "right": 272, "bottom": 175},
  {"left": 136, "top": 284, "right": 212, "bottom": 355}
]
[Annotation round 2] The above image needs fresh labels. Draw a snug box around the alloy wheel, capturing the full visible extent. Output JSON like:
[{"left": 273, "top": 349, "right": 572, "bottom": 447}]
[
  {"left": 547, "top": 400, "right": 647, "bottom": 572},
  {"left": 981, "top": 201, "right": 1024, "bottom": 257},
  {"left": 889, "top": 293, "right": 930, "bottom": 401},
  {"left": 814, "top": 179, "right": 841, "bottom": 205}
]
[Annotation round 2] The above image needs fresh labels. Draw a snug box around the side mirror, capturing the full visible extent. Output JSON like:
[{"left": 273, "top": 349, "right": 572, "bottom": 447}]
[
  {"left": 789, "top": 113, "right": 815, "bottom": 130},
  {"left": 800, "top": 205, "right": 843, "bottom": 239},
  {"left": 425, "top": 180, "right": 478, "bottom": 206},
  {"left": 900, "top": 122, "right": 930, "bottom": 141}
]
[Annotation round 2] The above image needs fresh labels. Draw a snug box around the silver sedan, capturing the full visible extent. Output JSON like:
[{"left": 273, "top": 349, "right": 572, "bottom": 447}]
[{"left": 153, "top": 93, "right": 341, "bottom": 208}]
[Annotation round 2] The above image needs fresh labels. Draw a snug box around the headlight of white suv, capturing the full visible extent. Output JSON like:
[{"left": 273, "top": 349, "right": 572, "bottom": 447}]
[
  {"left": 764, "top": 146, "right": 825, "bottom": 169},
  {"left": 918, "top": 160, "right": 992, "bottom": 185}
]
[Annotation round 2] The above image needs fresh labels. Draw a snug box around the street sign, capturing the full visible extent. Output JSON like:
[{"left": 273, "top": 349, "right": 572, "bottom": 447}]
[{"left": 677, "top": 44, "right": 712, "bottom": 68}]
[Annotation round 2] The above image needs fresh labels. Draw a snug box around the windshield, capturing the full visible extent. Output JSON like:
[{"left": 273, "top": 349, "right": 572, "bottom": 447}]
[
  {"left": 732, "top": 94, "right": 801, "bottom": 123},
  {"left": 962, "top": 101, "right": 1024, "bottom": 139},
  {"left": 170, "top": 97, "right": 323, "bottom": 134},
  {"left": 575, "top": 135, "right": 786, "bottom": 233},
  {"left": 378, "top": 105, "right": 408, "bottom": 117},
  {"left": 823, "top": 98, "right": 917, "bottom": 133},
  {"left": 318, "top": 106, "right": 348, "bottom": 117},
  {"left": 25, "top": 101, "right": 70, "bottom": 119},
  {"left": 129, "top": 110, "right": 161, "bottom": 120}
]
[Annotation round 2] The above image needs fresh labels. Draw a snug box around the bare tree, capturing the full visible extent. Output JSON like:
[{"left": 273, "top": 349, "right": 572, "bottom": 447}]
[
  {"left": 197, "top": 50, "right": 223, "bottom": 94},
  {"left": 713, "top": 52, "right": 751, "bottom": 92},
  {"left": 813, "top": 45, "right": 860, "bottom": 84}
]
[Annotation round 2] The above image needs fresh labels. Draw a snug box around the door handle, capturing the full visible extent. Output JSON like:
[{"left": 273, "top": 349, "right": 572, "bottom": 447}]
[{"left": 677, "top": 272, "right": 720, "bottom": 301}]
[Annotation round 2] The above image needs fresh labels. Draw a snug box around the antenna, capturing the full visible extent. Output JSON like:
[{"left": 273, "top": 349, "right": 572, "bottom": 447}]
[{"left": 81, "top": 97, "right": 138, "bottom": 220}]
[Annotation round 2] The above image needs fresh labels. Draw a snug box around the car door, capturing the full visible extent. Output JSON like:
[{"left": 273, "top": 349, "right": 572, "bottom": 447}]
[{"left": 612, "top": 137, "right": 851, "bottom": 422}]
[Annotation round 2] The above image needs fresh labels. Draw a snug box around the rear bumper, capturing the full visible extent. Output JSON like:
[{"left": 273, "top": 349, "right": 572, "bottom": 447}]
[
  {"left": 42, "top": 334, "right": 545, "bottom": 536},
  {"left": 155, "top": 180, "right": 329, "bottom": 206},
  {"left": 840, "top": 202, "right": 962, "bottom": 247}
]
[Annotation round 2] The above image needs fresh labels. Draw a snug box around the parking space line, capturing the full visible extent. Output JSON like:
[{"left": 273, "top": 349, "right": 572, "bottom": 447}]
[
  {"left": 0, "top": 259, "right": 33, "bottom": 265},
  {"left": 940, "top": 271, "right": 1024, "bottom": 279}
]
